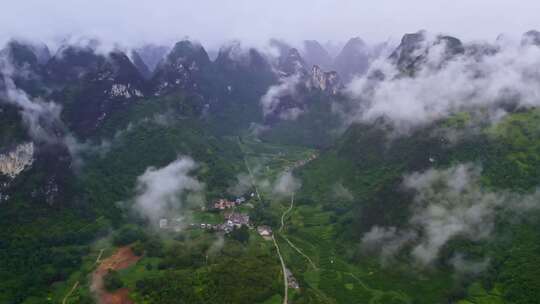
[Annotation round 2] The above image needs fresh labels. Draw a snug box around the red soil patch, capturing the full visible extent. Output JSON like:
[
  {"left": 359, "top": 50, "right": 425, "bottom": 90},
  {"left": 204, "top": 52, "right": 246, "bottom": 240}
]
[
  {"left": 100, "top": 288, "right": 133, "bottom": 304},
  {"left": 97, "top": 246, "right": 140, "bottom": 273},
  {"left": 91, "top": 246, "right": 141, "bottom": 304}
]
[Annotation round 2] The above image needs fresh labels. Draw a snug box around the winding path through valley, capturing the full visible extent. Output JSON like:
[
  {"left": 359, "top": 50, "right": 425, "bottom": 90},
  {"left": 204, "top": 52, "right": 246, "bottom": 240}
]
[
  {"left": 272, "top": 234, "right": 289, "bottom": 304},
  {"left": 279, "top": 193, "right": 318, "bottom": 270},
  {"left": 238, "top": 137, "right": 289, "bottom": 303},
  {"left": 280, "top": 193, "right": 294, "bottom": 233},
  {"left": 237, "top": 137, "right": 321, "bottom": 303}
]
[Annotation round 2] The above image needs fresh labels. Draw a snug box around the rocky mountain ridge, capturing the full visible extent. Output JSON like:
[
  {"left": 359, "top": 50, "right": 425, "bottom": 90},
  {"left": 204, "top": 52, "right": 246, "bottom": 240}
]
[{"left": 0, "top": 142, "right": 34, "bottom": 178}]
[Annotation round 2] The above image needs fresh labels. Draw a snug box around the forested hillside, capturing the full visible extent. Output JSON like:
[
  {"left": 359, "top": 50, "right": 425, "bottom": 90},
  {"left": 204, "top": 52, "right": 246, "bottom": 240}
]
[{"left": 2, "top": 27, "right": 540, "bottom": 304}]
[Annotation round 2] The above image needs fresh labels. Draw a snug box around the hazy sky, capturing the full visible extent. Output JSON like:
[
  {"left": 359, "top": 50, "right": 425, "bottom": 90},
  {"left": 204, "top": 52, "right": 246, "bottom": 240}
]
[{"left": 1, "top": 0, "right": 539, "bottom": 49}]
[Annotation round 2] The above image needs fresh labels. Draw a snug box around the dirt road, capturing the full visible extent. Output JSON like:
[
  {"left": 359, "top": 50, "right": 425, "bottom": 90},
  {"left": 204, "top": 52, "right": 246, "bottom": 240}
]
[
  {"left": 273, "top": 234, "right": 289, "bottom": 304},
  {"left": 280, "top": 193, "right": 294, "bottom": 233},
  {"left": 280, "top": 193, "right": 318, "bottom": 269},
  {"left": 62, "top": 281, "right": 79, "bottom": 304}
]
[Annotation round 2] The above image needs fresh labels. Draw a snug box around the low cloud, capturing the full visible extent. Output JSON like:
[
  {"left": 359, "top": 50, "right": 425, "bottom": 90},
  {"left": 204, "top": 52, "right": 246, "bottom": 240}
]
[
  {"left": 63, "top": 134, "right": 111, "bottom": 170},
  {"left": 272, "top": 171, "right": 301, "bottom": 196},
  {"left": 344, "top": 38, "right": 540, "bottom": 134},
  {"left": 260, "top": 74, "right": 303, "bottom": 120},
  {"left": 228, "top": 172, "right": 253, "bottom": 197},
  {"left": 206, "top": 234, "right": 225, "bottom": 257},
  {"left": 450, "top": 253, "right": 490, "bottom": 275},
  {"left": 361, "top": 226, "right": 416, "bottom": 265},
  {"left": 361, "top": 163, "right": 540, "bottom": 269},
  {"left": 132, "top": 157, "right": 204, "bottom": 227},
  {"left": 332, "top": 182, "right": 354, "bottom": 201},
  {"left": 0, "top": 62, "right": 63, "bottom": 144},
  {"left": 248, "top": 122, "right": 270, "bottom": 137},
  {"left": 227, "top": 162, "right": 272, "bottom": 197},
  {"left": 228, "top": 168, "right": 301, "bottom": 199},
  {"left": 0, "top": 56, "right": 112, "bottom": 170}
]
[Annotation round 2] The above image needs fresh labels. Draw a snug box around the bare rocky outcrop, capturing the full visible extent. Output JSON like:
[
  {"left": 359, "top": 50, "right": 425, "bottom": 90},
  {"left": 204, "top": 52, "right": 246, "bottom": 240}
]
[
  {"left": 0, "top": 142, "right": 34, "bottom": 178},
  {"left": 390, "top": 31, "right": 465, "bottom": 74},
  {"left": 308, "top": 65, "right": 341, "bottom": 95},
  {"left": 107, "top": 83, "right": 144, "bottom": 99}
]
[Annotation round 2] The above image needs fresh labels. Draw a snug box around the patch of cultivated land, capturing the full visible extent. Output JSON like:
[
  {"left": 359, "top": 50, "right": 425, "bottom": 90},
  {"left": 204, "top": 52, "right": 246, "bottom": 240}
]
[
  {"left": 91, "top": 246, "right": 141, "bottom": 304},
  {"left": 240, "top": 139, "right": 421, "bottom": 303}
]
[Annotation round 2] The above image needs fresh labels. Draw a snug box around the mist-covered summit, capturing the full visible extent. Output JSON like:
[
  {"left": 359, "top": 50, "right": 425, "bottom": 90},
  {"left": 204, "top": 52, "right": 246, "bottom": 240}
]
[
  {"left": 3, "top": 28, "right": 540, "bottom": 304},
  {"left": 3, "top": 29, "right": 539, "bottom": 140},
  {"left": 302, "top": 40, "right": 333, "bottom": 70}
]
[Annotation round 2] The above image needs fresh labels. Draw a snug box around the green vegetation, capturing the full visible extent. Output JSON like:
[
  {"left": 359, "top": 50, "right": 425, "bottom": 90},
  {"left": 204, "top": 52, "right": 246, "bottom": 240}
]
[
  {"left": 103, "top": 270, "right": 124, "bottom": 291},
  {"left": 134, "top": 254, "right": 281, "bottom": 304},
  {"left": 107, "top": 230, "right": 283, "bottom": 304},
  {"left": 484, "top": 108, "right": 540, "bottom": 191},
  {"left": 113, "top": 225, "right": 147, "bottom": 246},
  {"left": 0, "top": 93, "right": 245, "bottom": 302},
  {"left": 289, "top": 110, "right": 540, "bottom": 303},
  {"left": 0, "top": 208, "right": 108, "bottom": 303},
  {"left": 230, "top": 225, "right": 251, "bottom": 244},
  {"left": 4, "top": 67, "right": 540, "bottom": 304},
  {"left": 0, "top": 104, "right": 28, "bottom": 147}
]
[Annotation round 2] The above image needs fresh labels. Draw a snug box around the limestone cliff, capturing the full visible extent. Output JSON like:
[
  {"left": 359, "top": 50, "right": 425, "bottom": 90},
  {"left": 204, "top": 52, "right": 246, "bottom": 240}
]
[
  {"left": 0, "top": 142, "right": 34, "bottom": 178},
  {"left": 308, "top": 65, "right": 341, "bottom": 95}
]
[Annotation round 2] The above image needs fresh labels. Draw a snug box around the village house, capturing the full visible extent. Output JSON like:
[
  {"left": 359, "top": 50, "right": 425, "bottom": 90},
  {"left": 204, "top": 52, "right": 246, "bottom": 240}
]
[
  {"left": 159, "top": 218, "right": 168, "bottom": 229},
  {"left": 213, "top": 197, "right": 247, "bottom": 210},
  {"left": 285, "top": 268, "right": 300, "bottom": 289},
  {"left": 194, "top": 212, "right": 249, "bottom": 234},
  {"left": 224, "top": 211, "right": 250, "bottom": 228},
  {"left": 286, "top": 154, "right": 319, "bottom": 172},
  {"left": 197, "top": 221, "right": 237, "bottom": 234},
  {"left": 212, "top": 197, "right": 247, "bottom": 210},
  {"left": 216, "top": 223, "right": 233, "bottom": 234},
  {"left": 257, "top": 225, "right": 273, "bottom": 237},
  {"left": 213, "top": 198, "right": 236, "bottom": 210},
  {"left": 159, "top": 217, "right": 183, "bottom": 231}
]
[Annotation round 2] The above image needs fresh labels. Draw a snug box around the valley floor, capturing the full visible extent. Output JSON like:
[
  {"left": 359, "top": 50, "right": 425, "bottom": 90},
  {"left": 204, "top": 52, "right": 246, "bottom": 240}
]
[{"left": 55, "top": 135, "right": 504, "bottom": 304}]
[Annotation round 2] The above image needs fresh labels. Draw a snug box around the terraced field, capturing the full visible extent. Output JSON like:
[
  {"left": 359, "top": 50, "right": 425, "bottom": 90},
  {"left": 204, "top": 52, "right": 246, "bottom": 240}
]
[
  {"left": 236, "top": 137, "right": 459, "bottom": 303},
  {"left": 279, "top": 202, "right": 414, "bottom": 304}
]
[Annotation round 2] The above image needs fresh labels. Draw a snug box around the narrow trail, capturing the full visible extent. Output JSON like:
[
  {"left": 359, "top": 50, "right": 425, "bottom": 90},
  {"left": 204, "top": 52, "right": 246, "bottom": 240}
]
[
  {"left": 62, "top": 281, "right": 79, "bottom": 304},
  {"left": 95, "top": 248, "right": 105, "bottom": 264},
  {"left": 280, "top": 193, "right": 295, "bottom": 232},
  {"left": 237, "top": 136, "right": 262, "bottom": 202},
  {"left": 281, "top": 234, "right": 318, "bottom": 270},
  {"left": 237, "top": 138, "right": 319, "bottom": 302},
  {"left": 63, "top": 248, "right": 103, "bottom": 303},
  {"left": 238, "top": 136, "right": 287, "bottom": 302},
  {"left": 279, "top": 193, "right": 318, "bottom": 270},
  {"left": 273, "top": 234, "right": 289, "bottom": 304},
  {"left": 274, "top": 193, "right": 297, "bottom": 304}
]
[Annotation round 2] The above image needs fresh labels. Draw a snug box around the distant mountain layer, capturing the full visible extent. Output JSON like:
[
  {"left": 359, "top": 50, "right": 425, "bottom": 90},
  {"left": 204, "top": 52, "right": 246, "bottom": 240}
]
[{"left": 2, "top": 29, "right": 540, "bottom": 304}]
